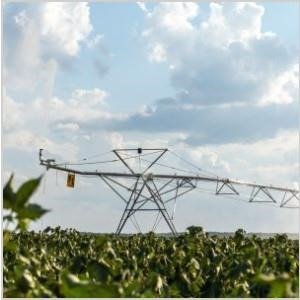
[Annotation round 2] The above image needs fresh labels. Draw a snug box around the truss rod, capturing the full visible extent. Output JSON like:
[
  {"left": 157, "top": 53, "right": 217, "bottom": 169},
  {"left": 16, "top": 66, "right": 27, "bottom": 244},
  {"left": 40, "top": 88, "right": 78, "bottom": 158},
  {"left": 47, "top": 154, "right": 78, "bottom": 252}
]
[
  {"left": 147, "top": 179, "right": 177, "bottom": 235},
  {"left": 116, "top": 179, "right": 146, "bottom": 234},
  {"left": 100, "top": 175, "right": 128, "bottom": 203},
  {"left": 101, "top": 175, "right": 152, "bottom": 203},
  {"left": 39, "top": 160, "right": 298, "bottom": 194},
  {"left": 115, "top": 178, "right": 140, "bottom": 233}
]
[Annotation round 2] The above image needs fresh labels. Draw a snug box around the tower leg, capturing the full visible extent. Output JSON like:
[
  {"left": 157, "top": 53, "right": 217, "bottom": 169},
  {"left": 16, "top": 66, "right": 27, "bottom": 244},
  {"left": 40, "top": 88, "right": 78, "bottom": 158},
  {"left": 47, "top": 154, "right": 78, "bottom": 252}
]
[
  {"left": 143, "top": 179, "right": 178, "bottom": 236},
  {"left": 101, "top": 175, "right": 184, "bottom": 236},
  {"left": 116, "top": 179, "right": 147, "bottom": 234}
]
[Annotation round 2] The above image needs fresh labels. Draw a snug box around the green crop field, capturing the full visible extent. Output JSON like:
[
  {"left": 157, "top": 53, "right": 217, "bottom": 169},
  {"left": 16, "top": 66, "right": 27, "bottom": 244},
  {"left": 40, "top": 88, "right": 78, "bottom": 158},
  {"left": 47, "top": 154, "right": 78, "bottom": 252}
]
[
  {"left": 3, "top": 227, "right": 299, "bottom": 298},
  {"left": 3, "top": 175, "right": 299, "bottom": 298}
]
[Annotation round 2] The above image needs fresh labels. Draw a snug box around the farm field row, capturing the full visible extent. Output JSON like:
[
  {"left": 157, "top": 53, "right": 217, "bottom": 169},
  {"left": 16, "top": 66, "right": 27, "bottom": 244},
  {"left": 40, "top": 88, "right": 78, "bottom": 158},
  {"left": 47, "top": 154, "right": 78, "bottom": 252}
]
[{"left": 3, "top": 226, "right": 299, "bottom": 298}]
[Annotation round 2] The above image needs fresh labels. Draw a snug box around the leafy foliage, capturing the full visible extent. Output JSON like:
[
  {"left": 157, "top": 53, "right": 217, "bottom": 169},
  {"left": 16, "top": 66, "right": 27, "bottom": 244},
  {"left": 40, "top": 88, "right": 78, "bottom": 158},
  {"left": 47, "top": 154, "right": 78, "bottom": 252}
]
[
  {"left": 3, "top": 228, "right": 299, "bottom": 298},
  {"left": 3, "top": 174, "right": 49, "bottom": 231}
]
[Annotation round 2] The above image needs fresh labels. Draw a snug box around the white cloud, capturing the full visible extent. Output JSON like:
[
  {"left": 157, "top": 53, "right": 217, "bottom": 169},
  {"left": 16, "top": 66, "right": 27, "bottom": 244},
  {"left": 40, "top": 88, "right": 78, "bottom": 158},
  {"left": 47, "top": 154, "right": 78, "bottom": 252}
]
[
  {"left": 4, "top": 129, "right": 78, "bottom": 161},
  {"left": 4, "top": 15, "right": 59, "bottom": 97},
  {"left": 32, "top": 88, "right": 114, "bottom": 125},
  {"left": 86, "top": 34, "right": 104, "bottom": 48},
  {"left": 4, "top": 3, "right": 94, "bottom": 98},
  {"left": 107, "top": 99, "right": 298, "bottom": 146},
  {"left": 2, "top": 88, "right": 116, "bottom": 163},
  {"left": 102, "top": 2, "right": 297, "bottom": 151},
  {"left": 3, "top": 91, "right": 25, "bottom": 131},
  {"left": 206, "top": 130, "right": 299, "bottom": 186},
  {"left": 41, "top": 2, "right": 92, "bottom": 56},
  {"left": 259, "top": 64, "right": 299, "bottom": 105},
  {"left": 2, "top": 87, "right": 124, "bottom": 165},
  {"left": 137, "top": 2, "right": 149, "bottom": 14},
  {"left": 144, "top": 2, "right": 198, "bottom": 34},
  {"left": 56, "top": 122, "right": 80, "bottom": 132},
  {"left": 187, "top": 147, "right": 231, "bottom": 175},
  {"left": 71, "top": 88, "right": 108, "bottom": 106},
  {"left": 200, "top": 2, "right": 265, "bottom": 47},
  {"left": 142, "top": 2, "right": 297, "bottom": 106},
  {"left": 149, "top": 43, "right": 167, "bottom": 62},
  {"left": 105, "top": 132, "right": 125, "bottom": 149}
]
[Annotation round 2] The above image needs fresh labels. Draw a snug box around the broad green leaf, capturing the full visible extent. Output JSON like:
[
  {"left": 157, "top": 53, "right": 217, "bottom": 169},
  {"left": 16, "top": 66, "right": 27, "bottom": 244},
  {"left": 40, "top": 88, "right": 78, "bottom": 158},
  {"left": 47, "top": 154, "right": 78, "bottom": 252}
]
[
  {"left": 18, "top": 204, "right": 50, "bottom": 221},
  {"left": 17, "top": 269, "right": 36, "bottom": 293},
  {"left": 16, "top": 176, "right": 42, "bottom": 209},
  {"left": 60, "top": 273, "right": 121, "bottom": 297},
  {"left": 3, "top": 174, "right": 16, "bottom": 209},
  {"left": 43, "top": 226, "right": 52, "bottom": 233},
  {"left": 87, "top": 260, "right": 111, "bottom": 282}
]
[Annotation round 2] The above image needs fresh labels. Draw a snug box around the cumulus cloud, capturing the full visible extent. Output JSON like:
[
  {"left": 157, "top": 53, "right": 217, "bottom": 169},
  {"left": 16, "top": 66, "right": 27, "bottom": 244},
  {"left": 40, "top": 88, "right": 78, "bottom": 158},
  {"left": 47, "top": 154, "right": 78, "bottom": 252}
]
[
  {"left": 56, "top": 122, "right": 80, "bottom": 132},
  {"left": 3, "top": 2, "right": 96, "bottom": 98},
  {"left": 3, "top": 91, "right": 25, "bottom": 132},
  {"left": 71, "top": 88, "right": 108, "bottom": 106},
  {"left": 3, "top": 87, "right": 110, "bottom": 127},
  {"left": 4, "top": 12, "right": 59, "bottom": 98},
  {"left": 205, "top": 130, "right": 299, "bottom": 186},
  {"left": 41, "top": 2, "right": 92, "bottom": 56},
  {"left": 85, "top": 2, "right": 296, "bottom": 147},
  {"left": 2, "top": 88, "right": 118, "bottom": 164},
  {"left": 259, "top": 64, "right": 299, "bottom": 106},
  {"left": 142, "top": 2, "right": 297, "bottom": 106},
  {"left": 143, "top": 2, "right": 198, "bottom": 34},
  {"left": 103, "top": 100, "right": 298, "bottom": 145},
  {"left": 53, "top": 88, "right": 109, "bottom": 121},
  {"left": 137, "top": 2, "right": 149, "bottom": 14},
  {"left": 148, "top": 43, "right": 167, "bottom": 62},
  {"left": 86, "top": 34, "right": 103, "bottom": 48},
  {"left": 199, "top": 2, "right": 265, "bottom": 46},
  {"left": 4, "top": 129, "right": 78, "bottom": 161}
]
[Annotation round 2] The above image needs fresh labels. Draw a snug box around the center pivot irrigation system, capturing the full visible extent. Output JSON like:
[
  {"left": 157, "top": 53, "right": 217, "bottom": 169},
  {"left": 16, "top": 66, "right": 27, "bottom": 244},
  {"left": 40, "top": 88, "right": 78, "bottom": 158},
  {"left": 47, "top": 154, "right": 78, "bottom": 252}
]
[{"left": 39, "top": 148, "right": 299, "bottom": 236}]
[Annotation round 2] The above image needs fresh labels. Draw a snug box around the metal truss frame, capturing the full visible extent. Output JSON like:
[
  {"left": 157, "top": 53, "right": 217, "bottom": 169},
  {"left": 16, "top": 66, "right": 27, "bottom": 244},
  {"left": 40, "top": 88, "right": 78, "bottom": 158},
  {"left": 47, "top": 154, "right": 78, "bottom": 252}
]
[
  {"left": 38, "top": 148, "right": 300, "bottom": 235},
  {"left": 249, "top": 186, "right": 276, "bottom": 203},
  {"left": 99, "top": 149, "right": 197, "bottom": 235},
  {"left": 216, "top": 179, "right": 239, "bottom": 195},
  {"left": 280, "top": 191, "right": 300, "bottom": 208}
]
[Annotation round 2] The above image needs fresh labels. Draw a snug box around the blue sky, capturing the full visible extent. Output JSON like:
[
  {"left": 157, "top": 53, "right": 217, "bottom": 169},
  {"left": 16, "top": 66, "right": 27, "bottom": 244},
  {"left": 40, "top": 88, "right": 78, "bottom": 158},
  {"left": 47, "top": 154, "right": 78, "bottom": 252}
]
[
  {"left": 42, "top": 2, "right": 175, "bottom": 112},
  {"left": 3, "top": 2, "right": 299, "bottom": 233}
]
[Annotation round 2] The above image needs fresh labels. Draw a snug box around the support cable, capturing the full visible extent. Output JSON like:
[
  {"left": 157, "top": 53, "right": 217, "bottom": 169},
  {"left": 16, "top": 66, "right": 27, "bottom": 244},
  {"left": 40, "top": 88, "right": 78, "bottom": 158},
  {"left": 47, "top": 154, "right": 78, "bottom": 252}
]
[
  {"left": 153, "top": 214, "right": 163, "bottom": 232},
  {"left": 169, "top": 149, "right": 219, "bottom": 178},
  {"left": 171, "top": 181, "right": 179, "bottom": 220},
  {"left": 139, "top": 157, "right": 202, "bottom": 176},
  {"left": 55, "top": 150, "right": 164, "bottom": 167},
  {"left": 129, "top": 217, "right": 139, "bottom": 233},
  {"left": 152, "top": 211, "right": 161, "bottom": 232},
  {"left": 131, "top": 214, "right": 142, "bottom": 233},
  {"left": 56, "top": 159, "right": 120, "bottom": 166},
  {"left": 80, "top": 150, "right": 113, "bottom": 161}
]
